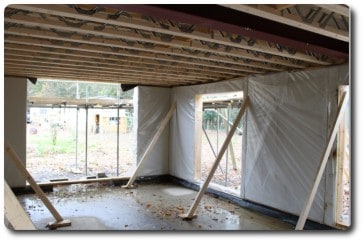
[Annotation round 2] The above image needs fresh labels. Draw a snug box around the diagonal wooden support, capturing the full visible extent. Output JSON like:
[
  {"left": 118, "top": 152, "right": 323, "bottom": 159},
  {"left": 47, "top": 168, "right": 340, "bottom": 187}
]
[
  {"left": 122, "top": 102, "right": 176, "bottom": 189},
  {"left": 295, "top": 90, "right": 349, "bottom": 230},
  {"left": 5, "top": 142, "right": 71, "bottom": 229},
  {"left": 4, "top": 181, "right": 36, "bottom": 230},
  {"left": 179, "top": 97, "right": 249, "bottom": 220}
]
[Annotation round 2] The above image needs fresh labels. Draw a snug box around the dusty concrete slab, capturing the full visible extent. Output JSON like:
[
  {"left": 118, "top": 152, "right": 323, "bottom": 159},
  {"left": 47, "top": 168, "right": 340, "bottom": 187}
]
[{"left": 16, "top": 182, "right": 294, "bottom": 231}]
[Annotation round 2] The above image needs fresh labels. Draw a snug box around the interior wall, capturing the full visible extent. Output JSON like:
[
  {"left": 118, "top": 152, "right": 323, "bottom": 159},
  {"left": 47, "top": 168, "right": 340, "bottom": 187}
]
[
  {"left": 169, "top": 64, "right": 348, "bottom": 227},
  {"left": 134, "top": 86, "right": 171, "bottom": 176},
  {"left": 4, "top": 77, "right": 28, "bottom": 188},
  {"left": 245, "top": 64, "right": 348, "bottom": 226}
]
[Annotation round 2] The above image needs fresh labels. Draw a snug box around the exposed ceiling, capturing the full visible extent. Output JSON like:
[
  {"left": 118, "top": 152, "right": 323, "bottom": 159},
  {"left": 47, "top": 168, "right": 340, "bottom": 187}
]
[{"left": 4, "top": 4, "right": 349, "bottom": 87}]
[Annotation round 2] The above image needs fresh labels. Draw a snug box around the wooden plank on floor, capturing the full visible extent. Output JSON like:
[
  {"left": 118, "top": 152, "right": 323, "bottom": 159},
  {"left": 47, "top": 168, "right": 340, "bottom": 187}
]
[
  {"left": 4, "top": 181, "right": 36, "bottom": 230},
  {"left": 5, "top": 142, "right": 71, "bottom": 229}
]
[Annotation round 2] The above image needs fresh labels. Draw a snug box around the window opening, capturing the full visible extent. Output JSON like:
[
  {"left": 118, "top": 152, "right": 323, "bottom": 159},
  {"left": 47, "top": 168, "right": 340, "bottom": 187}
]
[{"left": 26, "top": 79, "right": 135, "bottom": 182}]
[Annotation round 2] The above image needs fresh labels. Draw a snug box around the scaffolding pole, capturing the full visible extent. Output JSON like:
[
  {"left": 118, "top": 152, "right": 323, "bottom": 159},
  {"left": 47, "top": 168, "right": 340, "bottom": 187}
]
[
  {"left": 85, "top": 105, "right": 88, "bottom": 176},
  {"left": 117, "top": 104, "right": 120, "bottom": 176},
  {"left": 75, "top": 107, "right": 79, "bottom": 170}
]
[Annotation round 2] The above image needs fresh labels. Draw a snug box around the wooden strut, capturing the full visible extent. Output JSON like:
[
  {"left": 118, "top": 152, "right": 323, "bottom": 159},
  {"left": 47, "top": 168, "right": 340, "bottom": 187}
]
[
  {"left": 4, "top": 181, "right": 36, "bottom": 230},
  {"left": 179, "top": 97, "right": 249, "bottom": 220},
  {"left": 295, "top": 90, "right": 349, "bottom": 230},
  {"left": 122, "top": 102, "right": 176, "bottom": 189},
  {"left": 5, "top": 142, "right": 71, "bottom": 229}
]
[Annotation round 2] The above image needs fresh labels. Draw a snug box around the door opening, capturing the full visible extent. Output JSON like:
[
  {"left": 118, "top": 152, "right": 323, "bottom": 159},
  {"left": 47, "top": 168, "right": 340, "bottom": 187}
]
[{"left": 194, "top": 91, "right": 244, "bottom": 196}]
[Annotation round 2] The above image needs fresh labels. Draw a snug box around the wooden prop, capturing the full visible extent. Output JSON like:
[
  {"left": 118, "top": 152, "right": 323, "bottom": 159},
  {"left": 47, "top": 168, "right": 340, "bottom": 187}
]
[
  {"left": 4, "top": 181, "right": 36, "bottom": 230},
  {"left": 179, "top": 97, "right": 249, "bottom": 220},
  {"left": 122, "top": 102, "right": 176, "bottom": 188},
  {"left": 5, "top": 142, "right": 71, "bottom": 229},
  {"left": 295, "top": 91, "right": 349, "bottom": 230}
]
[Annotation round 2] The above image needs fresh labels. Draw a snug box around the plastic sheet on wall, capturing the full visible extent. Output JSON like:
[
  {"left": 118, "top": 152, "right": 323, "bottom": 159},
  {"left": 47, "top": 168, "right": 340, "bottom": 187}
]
[
  {"left": 169, "top": 64, "right": 348, "bottom": 226},
  {"left": 134, "top": 86, "right": 171, "bottom": 176},
  {"left": 244, "top": 64, "right": 349, "bottom": 225}
]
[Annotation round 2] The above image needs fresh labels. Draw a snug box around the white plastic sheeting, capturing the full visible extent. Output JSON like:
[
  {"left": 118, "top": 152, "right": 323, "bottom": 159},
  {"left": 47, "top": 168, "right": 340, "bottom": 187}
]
[
  {"left": 168, "top": 64, "right": 348, "bottom": 226},
  {"left": 245, "top": 64, "right": 349, "bottom": 225},
  {"left": 134, "top": 86, "right": 171, "bottom": 176},
  {"left": 133, "top": 64, "right": 348, "bottom": 226},
  {"left": 4, "top": 77, "right": 28, "bottom": 188}
]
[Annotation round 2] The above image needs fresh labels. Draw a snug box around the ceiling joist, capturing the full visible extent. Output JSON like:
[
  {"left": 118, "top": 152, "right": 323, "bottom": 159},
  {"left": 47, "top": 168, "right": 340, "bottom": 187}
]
[{"left": 4, "top": 4, "right": 349, "bottom": 87}]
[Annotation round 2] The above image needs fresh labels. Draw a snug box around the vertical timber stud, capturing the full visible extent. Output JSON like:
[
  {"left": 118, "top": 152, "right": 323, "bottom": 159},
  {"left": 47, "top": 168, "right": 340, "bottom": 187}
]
[
  {"left": 122, "top": 102, "right": 176, "bottom": 188},
  {"left": 295, "top": 91, "right": 349, "bottom": 230},
  {"left": 5, "top": 142, "right": 71, "bottom": 229},
  {"left": 335, "top": 85, "right": 350, "bottom": 227},
  {"left": 180, "top": 97, "right": 250, "bottom": 220},
  {"left": 194, "top": 95, "right": 203, "bottom": 181}
]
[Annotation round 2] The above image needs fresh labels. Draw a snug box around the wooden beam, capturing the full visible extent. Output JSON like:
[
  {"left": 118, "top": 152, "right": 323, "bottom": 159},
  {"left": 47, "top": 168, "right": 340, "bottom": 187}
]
[
  {"left": 9, "top": 4, "right": 331, "bottom": 65},
  {"left": 4, "top": 181, "right": 36, "bottom": 230},
  {"left": 295, "top": 90, "right": 349, "bottom": 230},
  {"left": 272, "top": 4, "right": 296, "bottom": 11},
  {"left": 27, "top": 96, "right": 133, "bottom": 107},
  {"left": 4, "top": 68, "right": 190, "bottom": 86},
  {"left": 314, "top": 4, "right": 349, "bottom": 18},
  {"left": 5, "top": 59, "right": 208, "bottom": 83},
  {"left": 4, "top": 25, "right": 271, "bottom": 74},
  {"left": 179, "top": 96, "right": 249, "bottom": 219},
  {"left": 4, "top": 36, "right": 254, "bottom": 74},
  {"left": 5, "top": 142, "right": 71, "bottom": 229},
  {"left": 4, "top": 49, "right": 231, "bottom": 79},
  {"left": 220, "top": 4, "right": 349, "bottom": 42},
  {"left": 122, "top": 102, "right": 176, "bottom": 188},
  {"left": 4, "top": 44, "right": 245, "bottom": 77}
]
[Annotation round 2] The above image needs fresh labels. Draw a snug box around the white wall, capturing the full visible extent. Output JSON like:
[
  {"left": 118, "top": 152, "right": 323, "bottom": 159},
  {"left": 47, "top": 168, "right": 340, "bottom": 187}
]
[
  {"left": 169, "top": 64, "right": 349, "bottom": 227},
  {"left": 4, "top": 77, "right": 28, "bottom": 188},
  {"left": 134, "top": 86, "right": 171, "bottom": 176}
]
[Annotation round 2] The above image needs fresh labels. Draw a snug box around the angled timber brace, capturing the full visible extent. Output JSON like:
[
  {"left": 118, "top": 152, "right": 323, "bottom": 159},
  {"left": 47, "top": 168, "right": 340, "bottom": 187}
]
[
  {"left": 295, "top": 90, "right": 349, "bottom": 230},
  {"left": 122, "top": 102, "right": 176, "bottom": 189},
  {"left": 5, "top": 142, "right": 72, "bottom": 229},
  {"left": 179, "top": 96, "right": 249, "bottom": 220}
]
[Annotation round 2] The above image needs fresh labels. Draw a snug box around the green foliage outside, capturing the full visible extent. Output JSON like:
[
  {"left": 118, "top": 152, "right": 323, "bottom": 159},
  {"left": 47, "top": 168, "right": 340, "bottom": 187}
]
[
  {"left": 28, "top": 79, "right": 134, "bottom": 99},
  {"left": 28, "top": 131, "right": 76, "bottom": 156},
  {"left": 203, "top": 108, "right": 243, "bottom": 131}
]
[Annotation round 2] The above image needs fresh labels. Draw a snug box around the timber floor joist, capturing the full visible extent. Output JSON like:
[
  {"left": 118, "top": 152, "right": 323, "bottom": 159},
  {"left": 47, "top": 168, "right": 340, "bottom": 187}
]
[{"left": 4, "top": 4, "right": 349, "bottom": 87}]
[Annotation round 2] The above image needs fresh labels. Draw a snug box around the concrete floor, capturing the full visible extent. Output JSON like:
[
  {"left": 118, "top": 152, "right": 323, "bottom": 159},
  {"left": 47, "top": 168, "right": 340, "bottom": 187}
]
[{"left": 16, "top": 182, "right": 294, "bottom": 231}]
